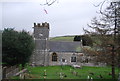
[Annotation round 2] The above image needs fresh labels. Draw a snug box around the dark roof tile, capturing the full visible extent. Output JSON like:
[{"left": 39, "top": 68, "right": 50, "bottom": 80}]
[{"left": 48, "top": 41, "right": 82, "bottom": 52}]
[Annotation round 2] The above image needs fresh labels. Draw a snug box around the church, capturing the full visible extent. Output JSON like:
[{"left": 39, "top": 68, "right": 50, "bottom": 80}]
[{"left": 30, "top": 22, "right": 84, "bottom": 66}]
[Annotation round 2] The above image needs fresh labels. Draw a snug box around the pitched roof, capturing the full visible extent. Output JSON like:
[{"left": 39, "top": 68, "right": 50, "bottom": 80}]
[{"left": 48, "top": 41, "right": 82, "bottom": 52}]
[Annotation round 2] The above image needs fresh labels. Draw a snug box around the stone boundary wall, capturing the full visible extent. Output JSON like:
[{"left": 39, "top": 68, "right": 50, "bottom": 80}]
[{"left": 2, "top": 65, "right": 20, "bottom": 79}]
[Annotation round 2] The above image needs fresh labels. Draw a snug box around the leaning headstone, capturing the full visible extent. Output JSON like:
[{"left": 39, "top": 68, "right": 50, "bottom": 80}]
[
  {"left": 19, "top": 74, "right": 22, "bottom": 79},
  {"left": 91, "top": 77, "right": 93, "bottom": 81},
  {"left": 44, "top": 76, "right": 46, "bottom": 79},
  {"left": 87, "top": 76, "right": 93, "bottom": 81},
  {"left": 59, "top": 72, "right": 63, "bottom": 79},
  {"left": 44, "top": 69, "right": 47, "bottom": 76},
  {"left": 19, "top": 73, "right": 24, "bottom": 79},
  {"left": 60, "top": 75, "right": 63, "bottom": 79},
  {"left": 87, "top": 75, "right": 90, "bottom": 81}
]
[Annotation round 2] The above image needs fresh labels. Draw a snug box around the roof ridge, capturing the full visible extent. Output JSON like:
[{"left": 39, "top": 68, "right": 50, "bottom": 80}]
[{"left": 48, "top": 40, "right": 81, "bottom": 43}]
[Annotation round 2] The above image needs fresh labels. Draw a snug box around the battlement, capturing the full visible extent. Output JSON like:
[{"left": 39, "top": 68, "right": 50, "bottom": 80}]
[{"left": 34, "top": 22, "right": 49, "bottom": 29}]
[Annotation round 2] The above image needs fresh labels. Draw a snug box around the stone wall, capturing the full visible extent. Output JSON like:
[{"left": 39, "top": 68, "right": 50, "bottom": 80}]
[
  {"left": 49, "top": 52, "right": 84, "bottom": 66},
  {"left": 30, "top": 50, "right": 49, "bottom": 66},
  {"left": 2, "top": 65, "right": 20, "bottom": 79}
]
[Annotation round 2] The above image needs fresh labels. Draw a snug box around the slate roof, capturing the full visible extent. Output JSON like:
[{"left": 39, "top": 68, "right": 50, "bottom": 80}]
[{"left": 48, "top": 41, "right": 82, "bottom": 52}]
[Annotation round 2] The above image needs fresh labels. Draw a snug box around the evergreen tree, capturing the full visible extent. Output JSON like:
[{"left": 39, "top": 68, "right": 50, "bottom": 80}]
[
  {"left": 74, "top": 36, "right": 81, "bottom": 41},
  {"left": 2, "top": 28, "right": 35, "bottom": 67},
  {"left": 74, "top": 35, "right": 93, "bottom": 46}
]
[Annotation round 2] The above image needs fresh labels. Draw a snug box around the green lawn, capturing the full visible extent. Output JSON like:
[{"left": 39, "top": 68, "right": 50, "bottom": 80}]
[{"left": 20, "top": 65, "right": 119, "bottom": 79}]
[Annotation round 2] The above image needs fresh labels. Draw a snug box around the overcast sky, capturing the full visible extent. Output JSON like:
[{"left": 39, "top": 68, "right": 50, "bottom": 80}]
[{"left": 1, "top": 0, "right": 108, "bottom": 37}]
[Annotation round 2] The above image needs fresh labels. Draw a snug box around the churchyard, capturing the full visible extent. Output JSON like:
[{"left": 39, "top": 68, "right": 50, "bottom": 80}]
[{"left": 12, "top": 65, "right": 119, "bottom": 79}]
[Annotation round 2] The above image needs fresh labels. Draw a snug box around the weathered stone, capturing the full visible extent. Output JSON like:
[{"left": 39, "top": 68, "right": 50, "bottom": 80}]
[{"left": 30, "top": 22, "right": 83, "bottom": 66}]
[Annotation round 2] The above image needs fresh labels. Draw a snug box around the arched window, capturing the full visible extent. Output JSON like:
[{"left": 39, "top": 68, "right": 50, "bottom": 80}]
[
  {"left": 71, "top": 54, "right": 76, "bottom": 62},
  {"left": 52, "top": 52, "right": 57, "bottom": 61}
]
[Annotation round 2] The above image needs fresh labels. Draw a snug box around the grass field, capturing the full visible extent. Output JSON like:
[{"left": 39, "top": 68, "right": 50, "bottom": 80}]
[
  {"left": 16, "top": 65, "right": 119, "bottom": 79},
  {"left": 50, "top": 36, "right": 75, "bottom": 42}
]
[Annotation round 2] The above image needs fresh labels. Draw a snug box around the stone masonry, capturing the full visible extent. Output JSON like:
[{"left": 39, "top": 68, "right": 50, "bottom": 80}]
[{"left": 30, "top": 22, "right": 83, "bottom": 66}]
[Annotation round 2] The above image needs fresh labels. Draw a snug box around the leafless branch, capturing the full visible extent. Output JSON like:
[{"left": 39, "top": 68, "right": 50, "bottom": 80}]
[{"left": 40, "top": 0, "right": 57, "bottom": 6}]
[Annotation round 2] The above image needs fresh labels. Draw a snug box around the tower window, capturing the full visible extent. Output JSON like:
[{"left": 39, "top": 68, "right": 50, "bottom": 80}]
[{"left": 52, "top": 52, "right": 57, "bottom": 61}]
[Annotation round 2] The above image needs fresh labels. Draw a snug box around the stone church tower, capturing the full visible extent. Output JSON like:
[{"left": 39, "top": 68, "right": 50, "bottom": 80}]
[
  {"left": 32, "top": 22, "right": 50, "bottom": 66},
  {"left": 30, "top": 22, "right": 83, "bottom": 66}
]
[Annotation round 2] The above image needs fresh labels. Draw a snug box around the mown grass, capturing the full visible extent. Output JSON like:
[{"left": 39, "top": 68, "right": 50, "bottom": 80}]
[{"left": 24, "top": 65, "right": 119, "bottom": 79}]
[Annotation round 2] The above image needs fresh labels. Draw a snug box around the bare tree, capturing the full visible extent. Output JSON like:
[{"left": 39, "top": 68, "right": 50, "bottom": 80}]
[{"left": 83, "top": 1, "right": 120, "bottom": 79}]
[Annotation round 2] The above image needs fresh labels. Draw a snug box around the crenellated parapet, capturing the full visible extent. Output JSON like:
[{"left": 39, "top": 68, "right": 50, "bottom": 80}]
[{"left": 34, "top": 22, "right": 49, "bottom": 29}]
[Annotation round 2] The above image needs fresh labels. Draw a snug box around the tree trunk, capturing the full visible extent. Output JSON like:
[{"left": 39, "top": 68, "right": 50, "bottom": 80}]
[{"left": 111, "top": 46, "right": 115, "bottom": 79}]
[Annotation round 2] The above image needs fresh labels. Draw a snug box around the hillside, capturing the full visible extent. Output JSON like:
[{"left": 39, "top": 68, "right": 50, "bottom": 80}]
[{"left": 50, "top": 35, "right": 75, "bottom": 42}]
